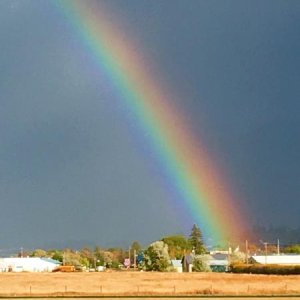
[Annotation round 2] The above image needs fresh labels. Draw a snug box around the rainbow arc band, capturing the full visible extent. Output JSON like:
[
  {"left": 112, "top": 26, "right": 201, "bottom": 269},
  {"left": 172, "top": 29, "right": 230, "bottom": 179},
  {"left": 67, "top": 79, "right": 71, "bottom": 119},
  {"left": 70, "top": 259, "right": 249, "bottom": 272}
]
[{"left": 55, "top": 0, "right": 248, "bottom": 243}]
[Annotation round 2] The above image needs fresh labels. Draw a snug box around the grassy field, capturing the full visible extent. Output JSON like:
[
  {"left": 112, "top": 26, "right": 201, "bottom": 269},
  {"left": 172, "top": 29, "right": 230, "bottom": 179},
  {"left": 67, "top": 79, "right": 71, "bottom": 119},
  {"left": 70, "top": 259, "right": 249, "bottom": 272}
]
[{"left": 0, "top": 271, "right": 300, "bottom": 296}]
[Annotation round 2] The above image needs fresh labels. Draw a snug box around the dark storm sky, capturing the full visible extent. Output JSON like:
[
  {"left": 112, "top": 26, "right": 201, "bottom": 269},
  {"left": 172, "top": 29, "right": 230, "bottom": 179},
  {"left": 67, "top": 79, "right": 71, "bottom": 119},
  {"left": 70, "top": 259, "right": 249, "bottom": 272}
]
[{"left": 0, "top": 0, "right": 299, "bottom": 250}]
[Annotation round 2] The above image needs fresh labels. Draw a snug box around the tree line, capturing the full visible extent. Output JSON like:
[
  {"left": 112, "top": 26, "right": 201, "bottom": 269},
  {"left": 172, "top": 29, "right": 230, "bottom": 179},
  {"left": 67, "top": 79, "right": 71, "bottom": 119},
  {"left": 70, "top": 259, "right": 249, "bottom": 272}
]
[
  {"left": 19, "top": 224, "right": 300, "bottom": 272},
  {"left": 24, "top": 224, "right": 206, "bottom": 271}
]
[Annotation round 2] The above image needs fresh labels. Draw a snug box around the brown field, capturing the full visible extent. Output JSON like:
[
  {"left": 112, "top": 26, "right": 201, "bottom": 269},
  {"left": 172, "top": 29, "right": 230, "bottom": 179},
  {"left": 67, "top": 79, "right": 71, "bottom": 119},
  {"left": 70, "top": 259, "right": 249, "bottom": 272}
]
[{"left": 0, "top": 271, "right": 300, "bottom": 297}]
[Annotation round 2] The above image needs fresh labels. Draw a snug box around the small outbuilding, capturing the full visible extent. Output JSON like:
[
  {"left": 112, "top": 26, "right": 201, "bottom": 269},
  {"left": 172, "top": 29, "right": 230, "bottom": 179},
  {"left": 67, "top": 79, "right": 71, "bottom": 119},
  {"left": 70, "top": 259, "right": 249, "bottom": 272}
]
[
  {"left": 171, "top": 260, "right": 183, "bottom": 273},
  {"left": 181, "top": 254, "right": 194, "bottom": 272},
  {"left": 209, "top": 253, "right": 229, "bottom": 272}
]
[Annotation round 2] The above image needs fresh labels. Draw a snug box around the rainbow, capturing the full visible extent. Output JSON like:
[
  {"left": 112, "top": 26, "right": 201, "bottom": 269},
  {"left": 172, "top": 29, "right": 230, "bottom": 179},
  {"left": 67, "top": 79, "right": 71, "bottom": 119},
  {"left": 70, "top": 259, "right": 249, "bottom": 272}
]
[{"left": 55, "top": 0, "right": 248, "bottom": 243}]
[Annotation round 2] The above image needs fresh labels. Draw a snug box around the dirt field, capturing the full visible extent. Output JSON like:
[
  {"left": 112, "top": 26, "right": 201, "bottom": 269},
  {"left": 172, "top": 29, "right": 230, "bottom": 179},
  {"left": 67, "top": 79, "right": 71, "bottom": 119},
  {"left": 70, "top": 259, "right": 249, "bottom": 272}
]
[{"left": 0, "top": 271, "right": 300, "bottom": 296}]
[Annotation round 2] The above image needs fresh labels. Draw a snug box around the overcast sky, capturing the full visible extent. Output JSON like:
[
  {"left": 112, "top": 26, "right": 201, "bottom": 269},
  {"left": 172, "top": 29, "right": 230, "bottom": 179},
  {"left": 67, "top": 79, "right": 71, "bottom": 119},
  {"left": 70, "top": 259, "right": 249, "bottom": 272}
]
[{"left": 0, "top": 0, "right": 299, "bottom": 250}]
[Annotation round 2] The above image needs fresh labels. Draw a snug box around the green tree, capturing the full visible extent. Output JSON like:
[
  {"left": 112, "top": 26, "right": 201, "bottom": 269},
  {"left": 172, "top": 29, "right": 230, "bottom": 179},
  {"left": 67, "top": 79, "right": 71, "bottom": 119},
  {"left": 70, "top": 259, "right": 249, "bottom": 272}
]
[
  {"left": 94, "top": 246, "right": 105, "bottom": 266},
  {"left": 131, "top": 241, "right": 142, "bottom": 253},
  {"left": 107, "top": 247, "right": 125, "bottom": 268},
  {"left": 47, "top": 250, "right": 63, "bottom": 262},
  {"left": 80, "top": 247, "right": 95, "bottom": 267},
  {"left": 189, "top": 224, "right": 206, "bottom": 254},
  {"left": 192, "top": 254, "right": 211, "bottom": 272},
  {"left": 130, "top": 241, "right": 142, "bottom": 266},
  {"left": 142, "top": 241, "right": 170, "bottom": 271},
  {"left": 284, "top": 244, "right": 300, "bottom": 254},
  {"left": 31, "top": 248, "right": 47, "bottom": 257},
  {"left": 63, "top": 249, "right": 82, "bottom": 266},
  {"left": 103, "top": 251, "right": 114, "bottom": 268},
  {"left": 161, "top": 235, "right": 191, "bottom": 259},
  {"left": 229, "top": 251, "right": 246, "bottom": 264}
]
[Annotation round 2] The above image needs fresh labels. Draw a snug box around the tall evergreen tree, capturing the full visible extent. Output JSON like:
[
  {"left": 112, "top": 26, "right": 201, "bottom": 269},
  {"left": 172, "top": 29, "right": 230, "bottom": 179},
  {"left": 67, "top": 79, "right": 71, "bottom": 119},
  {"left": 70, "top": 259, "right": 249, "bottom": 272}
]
[{"left": 189, "top": 224, "right": 206, "bottom": 254}]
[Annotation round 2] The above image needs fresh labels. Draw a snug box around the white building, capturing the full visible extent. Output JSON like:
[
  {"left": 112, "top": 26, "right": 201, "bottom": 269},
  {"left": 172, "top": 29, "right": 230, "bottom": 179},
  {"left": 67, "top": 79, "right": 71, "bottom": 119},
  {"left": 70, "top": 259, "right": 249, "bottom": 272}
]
[
  {"left": 0, "top": 257, "right": 61, "bottom": 272},
  {"left": 171, "top": 259, "right": 183, "bottom": 273},
  {"left": 251, "top": 255, "right": 300, "bottom": 265},
  {"left": 209, "top": 253, "right": 229, "bottom": 272}
]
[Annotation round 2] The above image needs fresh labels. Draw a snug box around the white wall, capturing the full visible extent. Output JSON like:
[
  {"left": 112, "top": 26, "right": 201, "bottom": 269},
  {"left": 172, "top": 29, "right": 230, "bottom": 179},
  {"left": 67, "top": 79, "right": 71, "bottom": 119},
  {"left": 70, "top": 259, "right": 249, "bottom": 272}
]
[
  {"left": 0, "top": 257, "right": 60, "bottom": 272},
  {"left": 251, "top": 255, "right": 300, "bottom": 265}
]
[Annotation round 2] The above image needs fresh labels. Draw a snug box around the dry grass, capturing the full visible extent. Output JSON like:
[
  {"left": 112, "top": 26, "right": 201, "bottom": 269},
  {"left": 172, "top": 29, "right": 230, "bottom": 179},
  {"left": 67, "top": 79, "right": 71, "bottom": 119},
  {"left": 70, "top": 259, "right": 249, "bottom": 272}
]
[{"left": 0, "top": 271, "right": 300, "bottom": 297}]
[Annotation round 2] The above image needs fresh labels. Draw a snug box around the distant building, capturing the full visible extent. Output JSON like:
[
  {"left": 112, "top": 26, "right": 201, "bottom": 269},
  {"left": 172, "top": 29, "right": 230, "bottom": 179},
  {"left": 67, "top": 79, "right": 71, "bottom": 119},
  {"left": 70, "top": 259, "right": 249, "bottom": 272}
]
[
  {"left": 250, "top": 255, "right": 300, "bottom": 265},
  {"left": 182, "top": 253, "right": 194, "bottom": 272},
  {"left": 171, "top": 260, "right": 183, "bottom": 273},
  {"left": 209, "top": 253, "right": 229, "bottom": 272},
  {"left": 0, "top": 257, "right": 61, "bottom": 272}
]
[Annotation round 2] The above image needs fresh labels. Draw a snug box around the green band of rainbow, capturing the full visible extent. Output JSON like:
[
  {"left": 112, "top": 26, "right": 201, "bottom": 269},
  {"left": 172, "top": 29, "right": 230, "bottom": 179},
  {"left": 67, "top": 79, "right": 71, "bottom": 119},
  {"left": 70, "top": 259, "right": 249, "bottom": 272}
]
[{"left": 55, "top": 0, "right": 248, "bottom": 243}]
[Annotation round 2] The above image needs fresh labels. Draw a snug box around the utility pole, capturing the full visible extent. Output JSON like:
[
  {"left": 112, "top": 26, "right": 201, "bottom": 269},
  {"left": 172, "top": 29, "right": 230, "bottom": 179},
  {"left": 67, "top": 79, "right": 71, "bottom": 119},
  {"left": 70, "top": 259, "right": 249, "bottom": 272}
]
[
  {"left": 264, "top": 242, "right": 268, "bottom": 264},
  {"left": 245, "top": 240, "right": 249, "bottom": 264},
  {"left": 134, "top": 249, "right": 136, "bottom": 270},
  {"left": 277, "top": 239, "right": 280, "bottom": 255},
  {"left": 227, "top": 242, "right": 231, "bottom": 266},
  {"left": 128, "top": 247, "right": 131, "bottom": 268},
  {"left": 259, "top": 240, "right": 268, "bottom": 264}
]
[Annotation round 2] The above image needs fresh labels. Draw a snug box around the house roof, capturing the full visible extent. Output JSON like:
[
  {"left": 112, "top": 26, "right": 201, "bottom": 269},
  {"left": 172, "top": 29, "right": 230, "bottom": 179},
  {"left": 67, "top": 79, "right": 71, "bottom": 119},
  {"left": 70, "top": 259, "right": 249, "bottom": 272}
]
[
  {"left": 0, "top": 257, "right": 61, "bottom": 265},
  {"left": 40, "top": 258, "right": 61, "bottom": 265},
  {"left": 211, "top": 253, "right": 228, "bottom": 260}
]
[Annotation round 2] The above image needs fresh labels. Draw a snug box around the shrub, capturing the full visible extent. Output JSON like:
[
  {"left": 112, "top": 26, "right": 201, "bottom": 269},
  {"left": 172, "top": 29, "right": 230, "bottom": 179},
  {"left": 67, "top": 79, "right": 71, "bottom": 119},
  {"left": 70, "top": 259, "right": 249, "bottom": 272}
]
[
  {"left": 192, "top": 255, "right": 211, "bottom": 272},
  {"left": 230, "top": 263, "right": 300, "bottom": 275},
  {"left": 142, "top": 241, "right": 170, "bottom": 272}
]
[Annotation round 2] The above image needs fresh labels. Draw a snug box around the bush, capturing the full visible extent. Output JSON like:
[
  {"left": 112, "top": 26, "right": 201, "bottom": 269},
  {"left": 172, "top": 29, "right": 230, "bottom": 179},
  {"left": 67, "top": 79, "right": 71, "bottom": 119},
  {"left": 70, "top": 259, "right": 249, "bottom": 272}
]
[
  {"left": 142, "top": 241, "right": 170, "bottom": 272},
  {"left": 229, "top": 251, "right": 246, "bottom": 264},
  {"left": 230, "top": 263, "right": 300, "bottom": 275},
  {"left": 192, "top": 255, "right": 211, "bottom": 272}
]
